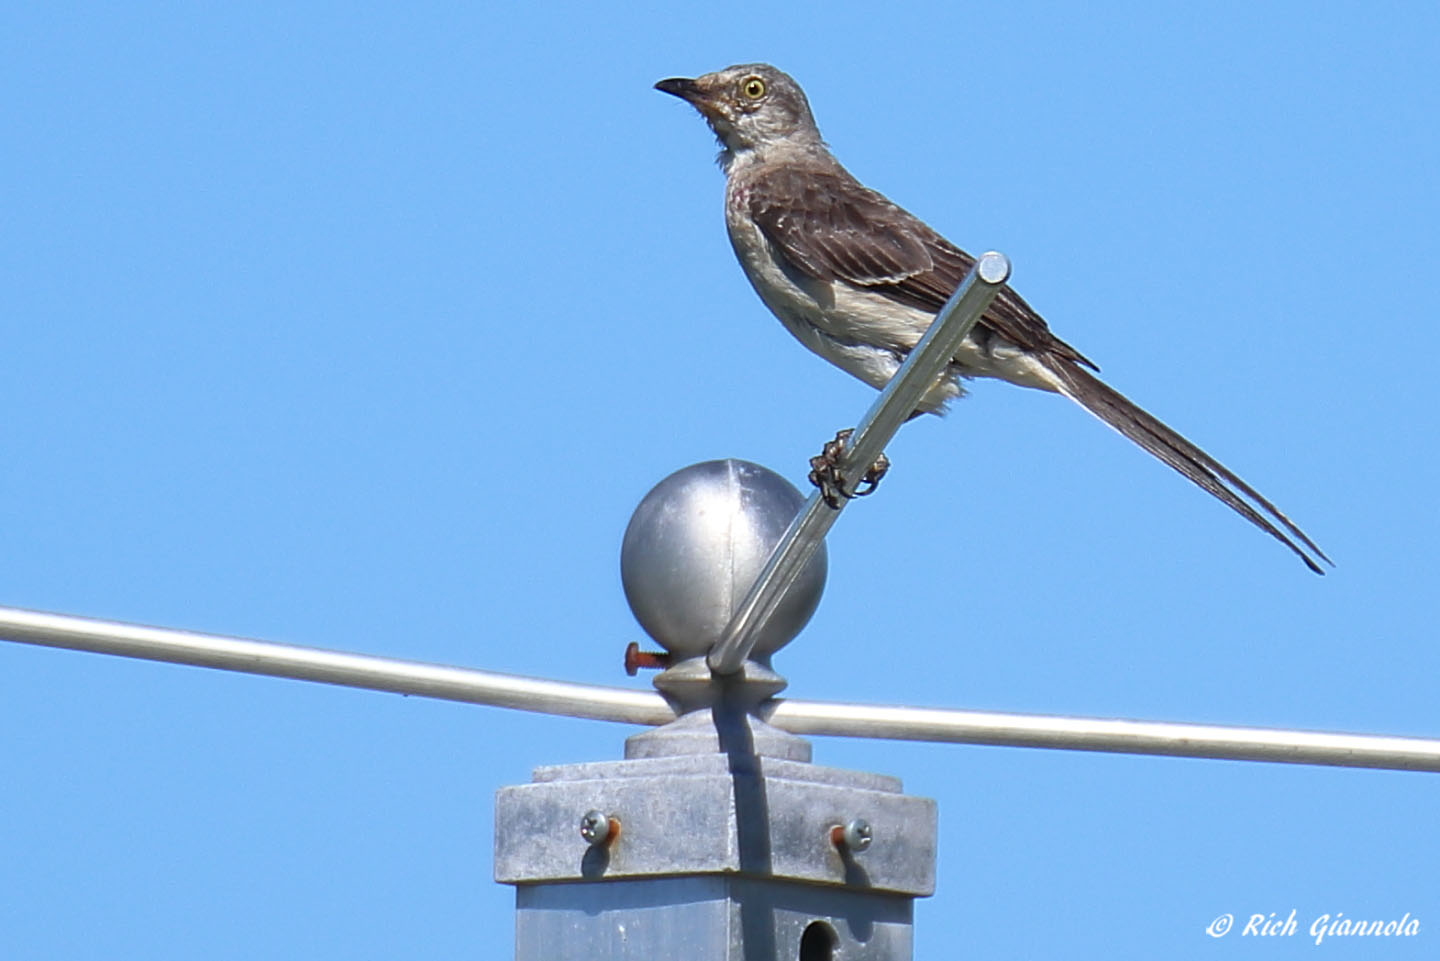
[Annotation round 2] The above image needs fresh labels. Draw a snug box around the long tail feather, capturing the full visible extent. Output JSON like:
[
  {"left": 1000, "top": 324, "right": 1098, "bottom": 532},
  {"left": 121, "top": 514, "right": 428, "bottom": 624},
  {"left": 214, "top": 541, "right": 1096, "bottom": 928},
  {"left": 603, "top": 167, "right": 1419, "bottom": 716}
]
[{"left": 1039, "top": 356, "right": 1331, "bottom": 574}]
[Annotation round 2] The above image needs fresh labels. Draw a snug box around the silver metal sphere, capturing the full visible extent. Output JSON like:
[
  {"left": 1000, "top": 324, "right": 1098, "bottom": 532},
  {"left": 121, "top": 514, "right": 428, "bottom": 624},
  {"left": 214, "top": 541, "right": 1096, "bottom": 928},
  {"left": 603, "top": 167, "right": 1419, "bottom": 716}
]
[{"left": 621, "top": 460, "right": 827, "bottom": 662}]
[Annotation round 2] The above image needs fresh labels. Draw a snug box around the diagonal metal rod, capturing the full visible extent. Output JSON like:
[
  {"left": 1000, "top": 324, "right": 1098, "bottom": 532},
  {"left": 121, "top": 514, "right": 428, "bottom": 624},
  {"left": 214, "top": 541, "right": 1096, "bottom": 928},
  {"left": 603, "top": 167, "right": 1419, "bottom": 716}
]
[
  {"left": 3, "top": 604, "right": 1440, "bottom": 772},
  {"left": 707, "top": 251, "right": 1012, "bottom": 675}
]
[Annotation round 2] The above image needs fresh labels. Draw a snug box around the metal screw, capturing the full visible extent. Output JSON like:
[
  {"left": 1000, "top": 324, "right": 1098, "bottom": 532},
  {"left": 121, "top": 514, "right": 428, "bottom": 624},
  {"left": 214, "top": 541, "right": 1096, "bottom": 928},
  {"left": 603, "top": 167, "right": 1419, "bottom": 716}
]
[
  {"left": 624, "top": 641, "right": 672, "bottom": 676},
  {"left": 580, "top": 810, "right": 618, "bottom": 846},
  {"left": 830, "top": 818, "right": 872, "bottom": 852}
]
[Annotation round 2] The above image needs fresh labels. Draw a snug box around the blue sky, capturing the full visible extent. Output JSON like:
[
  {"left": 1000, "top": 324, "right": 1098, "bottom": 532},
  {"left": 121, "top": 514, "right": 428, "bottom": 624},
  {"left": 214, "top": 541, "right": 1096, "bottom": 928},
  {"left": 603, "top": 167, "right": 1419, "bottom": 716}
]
[{"left": 2, "top": 2, "right": 1437, "bottom": 957}]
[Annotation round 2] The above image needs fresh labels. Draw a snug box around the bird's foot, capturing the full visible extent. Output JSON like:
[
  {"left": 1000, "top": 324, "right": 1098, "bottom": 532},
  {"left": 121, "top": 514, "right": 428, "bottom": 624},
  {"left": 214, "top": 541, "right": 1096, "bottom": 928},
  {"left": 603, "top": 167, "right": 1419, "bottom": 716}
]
[{"left": 807, "top": 428, "right": 891, "bottom": 509}]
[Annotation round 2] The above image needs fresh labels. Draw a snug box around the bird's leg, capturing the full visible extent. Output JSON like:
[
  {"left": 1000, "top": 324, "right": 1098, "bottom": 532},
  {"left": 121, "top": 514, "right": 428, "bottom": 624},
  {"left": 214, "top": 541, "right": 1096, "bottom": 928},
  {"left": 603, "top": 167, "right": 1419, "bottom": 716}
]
[
  {"left": 807, "top": 430, "right": 851, "bottom": 508},
  {"left": 808, "top": 428, "right": 891, "bottom": 509}
]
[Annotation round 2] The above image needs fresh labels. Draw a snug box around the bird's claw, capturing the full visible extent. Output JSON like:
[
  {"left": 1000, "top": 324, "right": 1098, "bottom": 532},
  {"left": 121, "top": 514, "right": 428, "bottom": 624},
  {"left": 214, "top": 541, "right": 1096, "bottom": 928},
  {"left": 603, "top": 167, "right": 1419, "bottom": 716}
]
[
  {"left": 853, "top": 454, "right": 890, "bottom": 496},
  {"left": 808, "top": 428, "right": 890, "bottom": 509}
]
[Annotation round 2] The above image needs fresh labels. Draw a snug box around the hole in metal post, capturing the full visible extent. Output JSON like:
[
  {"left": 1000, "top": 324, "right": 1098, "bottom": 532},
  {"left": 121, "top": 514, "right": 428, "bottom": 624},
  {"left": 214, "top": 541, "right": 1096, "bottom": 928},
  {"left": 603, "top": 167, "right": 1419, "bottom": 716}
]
[{"left": 798, "top": 920, "right": 837, "bottom": 961}]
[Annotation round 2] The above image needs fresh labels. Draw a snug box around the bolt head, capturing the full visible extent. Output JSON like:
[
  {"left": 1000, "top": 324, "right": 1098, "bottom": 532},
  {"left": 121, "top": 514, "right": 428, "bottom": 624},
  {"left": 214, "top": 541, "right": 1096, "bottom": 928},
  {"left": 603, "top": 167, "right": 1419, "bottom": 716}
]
[
  {"left": 843, "top": 818, "right": 873, "bottom": 852},
  {"left": 579, "top": 810, "right": 612, "bottom": 845}
]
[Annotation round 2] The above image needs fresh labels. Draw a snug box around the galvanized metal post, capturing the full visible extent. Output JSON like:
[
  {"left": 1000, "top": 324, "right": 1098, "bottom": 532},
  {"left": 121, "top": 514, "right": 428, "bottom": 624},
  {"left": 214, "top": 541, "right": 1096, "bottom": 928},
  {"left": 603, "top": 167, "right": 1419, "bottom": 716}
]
[
  {"left": 498, "top": 460, "right": 936, "bottom": 959},
  {"left": 494, "top": 708, "right": 937, "bottom": 960}
]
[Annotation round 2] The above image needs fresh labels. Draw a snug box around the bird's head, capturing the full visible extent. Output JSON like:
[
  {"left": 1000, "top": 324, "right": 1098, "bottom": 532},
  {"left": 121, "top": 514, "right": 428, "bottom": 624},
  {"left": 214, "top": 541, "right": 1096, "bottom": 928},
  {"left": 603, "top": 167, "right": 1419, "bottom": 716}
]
[{"left": 655, "top": 64, "right": 822, "bottom": 163}]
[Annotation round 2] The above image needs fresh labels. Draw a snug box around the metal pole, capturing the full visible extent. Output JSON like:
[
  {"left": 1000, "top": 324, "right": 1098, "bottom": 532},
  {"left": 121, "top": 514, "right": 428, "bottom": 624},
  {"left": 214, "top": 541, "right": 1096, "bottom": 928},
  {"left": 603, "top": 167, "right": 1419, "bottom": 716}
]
[
  {"left": 5, "top": 604, "right": 1440, "bottom": 773},
  {"left": 707, "top": 252, "right": 1012, "bottom": 675}
]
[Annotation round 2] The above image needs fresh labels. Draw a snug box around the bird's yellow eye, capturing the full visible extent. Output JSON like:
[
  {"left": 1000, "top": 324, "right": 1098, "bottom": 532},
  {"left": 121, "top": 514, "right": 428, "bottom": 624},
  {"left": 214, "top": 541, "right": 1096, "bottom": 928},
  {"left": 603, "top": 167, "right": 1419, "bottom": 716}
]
[{"left": 741, "top": 76, "right": 767, "bottom": 100}]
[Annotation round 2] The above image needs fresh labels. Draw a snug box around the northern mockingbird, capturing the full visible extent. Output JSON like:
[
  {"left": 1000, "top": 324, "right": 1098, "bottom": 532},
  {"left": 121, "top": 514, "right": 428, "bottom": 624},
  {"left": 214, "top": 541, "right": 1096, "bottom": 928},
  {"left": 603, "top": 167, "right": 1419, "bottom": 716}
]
[{"left": 656, "top": 63, "right": 1330, "bottom": 574}]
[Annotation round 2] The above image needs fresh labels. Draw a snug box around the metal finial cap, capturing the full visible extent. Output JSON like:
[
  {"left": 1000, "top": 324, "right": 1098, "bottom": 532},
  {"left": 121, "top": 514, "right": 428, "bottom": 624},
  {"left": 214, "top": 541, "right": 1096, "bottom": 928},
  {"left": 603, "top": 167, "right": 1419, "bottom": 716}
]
[{"left": 620, "top": 460, "right": 827, "bottom": 661}]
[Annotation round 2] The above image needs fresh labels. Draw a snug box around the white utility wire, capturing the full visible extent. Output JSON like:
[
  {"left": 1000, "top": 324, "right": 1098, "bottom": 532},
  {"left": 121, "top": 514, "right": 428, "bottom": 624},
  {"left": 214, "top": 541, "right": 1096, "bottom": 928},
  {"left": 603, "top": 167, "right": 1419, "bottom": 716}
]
[{"left": 3, "top": 605, "right": 1437, "bottom": 773}]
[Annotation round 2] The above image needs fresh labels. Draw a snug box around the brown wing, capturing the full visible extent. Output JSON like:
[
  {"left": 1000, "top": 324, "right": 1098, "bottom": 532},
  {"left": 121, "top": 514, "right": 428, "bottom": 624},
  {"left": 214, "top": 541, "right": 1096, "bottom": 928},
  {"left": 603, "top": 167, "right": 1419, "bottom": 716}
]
[{"left": 747, "top": 164, "right": 1096, "bottom": 369}]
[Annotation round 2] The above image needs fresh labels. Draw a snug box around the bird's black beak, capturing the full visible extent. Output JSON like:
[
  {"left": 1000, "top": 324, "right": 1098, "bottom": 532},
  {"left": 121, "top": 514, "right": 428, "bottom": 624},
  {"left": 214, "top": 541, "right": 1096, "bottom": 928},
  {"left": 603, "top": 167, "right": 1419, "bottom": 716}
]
[{"left": 654, "top": 77, "right": 702, "bottom": 103}]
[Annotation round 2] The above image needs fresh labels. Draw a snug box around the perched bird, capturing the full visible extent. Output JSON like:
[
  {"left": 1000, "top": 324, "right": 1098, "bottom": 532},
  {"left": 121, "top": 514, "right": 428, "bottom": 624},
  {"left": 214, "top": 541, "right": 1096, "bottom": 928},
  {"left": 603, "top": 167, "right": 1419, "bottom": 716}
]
[{"left": 655, "top": 63, "right": 1329, "bottom": 574}]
